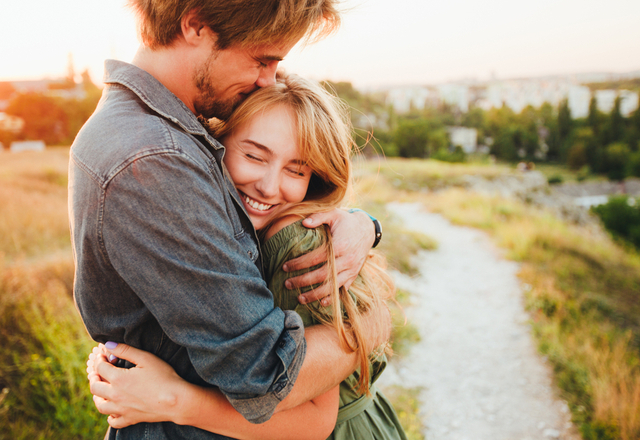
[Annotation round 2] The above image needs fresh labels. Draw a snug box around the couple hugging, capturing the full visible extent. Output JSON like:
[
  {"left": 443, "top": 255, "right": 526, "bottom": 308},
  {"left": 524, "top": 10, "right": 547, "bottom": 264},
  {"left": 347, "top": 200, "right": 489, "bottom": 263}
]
[{"left": 70, "top": 1, "right": 407, "bottom": 439}]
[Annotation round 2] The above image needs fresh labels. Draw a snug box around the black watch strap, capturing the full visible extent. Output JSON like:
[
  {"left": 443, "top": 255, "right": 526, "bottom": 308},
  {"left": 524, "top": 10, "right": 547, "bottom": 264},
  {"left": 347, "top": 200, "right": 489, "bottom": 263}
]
[
  {"left": 347, "top": 208, "right": 382, "bottom": 248},
  {"left": 372, "top": 218, "right": 382, "bottom": 248}
]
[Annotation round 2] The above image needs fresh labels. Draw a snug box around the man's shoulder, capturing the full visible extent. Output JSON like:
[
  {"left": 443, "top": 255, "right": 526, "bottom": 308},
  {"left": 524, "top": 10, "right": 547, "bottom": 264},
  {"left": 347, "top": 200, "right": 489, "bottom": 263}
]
[{"left": 70, "top": 87, "right": 212, "bottom": 185}]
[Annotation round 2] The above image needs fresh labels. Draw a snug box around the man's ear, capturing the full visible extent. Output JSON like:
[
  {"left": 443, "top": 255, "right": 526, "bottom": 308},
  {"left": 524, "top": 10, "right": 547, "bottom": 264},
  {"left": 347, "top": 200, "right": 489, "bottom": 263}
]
[{"left": 181, "top": 8, "right": 217, "bottom": 46}]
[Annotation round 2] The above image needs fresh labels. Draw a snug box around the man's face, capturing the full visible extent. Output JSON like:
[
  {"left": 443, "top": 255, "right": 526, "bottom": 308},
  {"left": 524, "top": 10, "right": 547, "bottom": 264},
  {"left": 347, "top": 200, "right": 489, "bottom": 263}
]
[{"left": 193, "top": 41, "right": 295, "bottom": 120}]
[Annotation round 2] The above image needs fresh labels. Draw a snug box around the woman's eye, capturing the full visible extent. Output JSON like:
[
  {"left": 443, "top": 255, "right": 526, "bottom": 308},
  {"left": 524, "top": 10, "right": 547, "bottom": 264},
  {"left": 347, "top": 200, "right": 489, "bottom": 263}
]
[
  {"left": 287, "top": 168, "right": 307, "bottom": 177},
  {"left": 246, "top": 154, "right": 262, "bottom": 162}
]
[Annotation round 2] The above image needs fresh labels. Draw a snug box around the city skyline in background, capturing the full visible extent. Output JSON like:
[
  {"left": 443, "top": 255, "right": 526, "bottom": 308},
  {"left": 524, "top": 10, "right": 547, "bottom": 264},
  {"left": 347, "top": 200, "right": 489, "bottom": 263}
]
[{"left": 2, "top": 0, "right": 639, "bottom": 88}]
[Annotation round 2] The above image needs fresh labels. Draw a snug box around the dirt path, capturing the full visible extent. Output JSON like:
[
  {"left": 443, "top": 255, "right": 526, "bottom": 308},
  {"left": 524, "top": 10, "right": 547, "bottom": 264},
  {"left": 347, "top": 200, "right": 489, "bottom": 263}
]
[{"left": 381, "top": 202, "right": 579, "bottom": 440}]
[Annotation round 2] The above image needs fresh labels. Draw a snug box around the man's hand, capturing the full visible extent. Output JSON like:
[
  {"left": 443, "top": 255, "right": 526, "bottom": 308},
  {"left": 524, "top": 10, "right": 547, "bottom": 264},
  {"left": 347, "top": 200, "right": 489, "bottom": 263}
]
[{"left": 283, "top": 209, "right": 374, "bottom": 306}]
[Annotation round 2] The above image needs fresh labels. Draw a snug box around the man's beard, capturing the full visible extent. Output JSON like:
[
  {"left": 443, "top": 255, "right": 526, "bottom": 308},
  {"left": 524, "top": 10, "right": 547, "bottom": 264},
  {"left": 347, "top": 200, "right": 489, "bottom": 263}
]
[{"left": 193, "top": 50, "right": 241, "bottom": 120}]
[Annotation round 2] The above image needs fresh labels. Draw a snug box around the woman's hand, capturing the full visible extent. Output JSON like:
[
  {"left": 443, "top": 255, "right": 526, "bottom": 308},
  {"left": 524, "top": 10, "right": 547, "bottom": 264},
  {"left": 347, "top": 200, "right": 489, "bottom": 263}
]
[
  {"left": 86, "top": 342, "right": 188, "bottom": 429},
  {"left": 284, "top": 209, "right": 374, "bottom": 305}
]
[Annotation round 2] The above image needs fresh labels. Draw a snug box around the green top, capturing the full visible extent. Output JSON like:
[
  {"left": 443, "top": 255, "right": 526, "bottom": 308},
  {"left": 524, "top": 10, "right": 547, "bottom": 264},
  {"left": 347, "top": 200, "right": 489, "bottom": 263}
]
[{"left": 262, "top": 220, "right": 407, "bottom": 440}]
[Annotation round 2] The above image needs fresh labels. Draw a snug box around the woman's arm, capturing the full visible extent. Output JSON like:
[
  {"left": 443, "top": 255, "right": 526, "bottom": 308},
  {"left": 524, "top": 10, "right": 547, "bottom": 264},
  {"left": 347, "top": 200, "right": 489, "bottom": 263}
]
[{"left": 89, "top": 343, "right": 339, "bottom": 440}]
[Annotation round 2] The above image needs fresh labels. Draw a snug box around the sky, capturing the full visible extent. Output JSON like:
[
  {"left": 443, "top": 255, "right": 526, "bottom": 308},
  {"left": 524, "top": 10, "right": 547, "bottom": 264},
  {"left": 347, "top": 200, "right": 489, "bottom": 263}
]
[{"left": 1, "top": 0, "right": 639, "bottom": 88}]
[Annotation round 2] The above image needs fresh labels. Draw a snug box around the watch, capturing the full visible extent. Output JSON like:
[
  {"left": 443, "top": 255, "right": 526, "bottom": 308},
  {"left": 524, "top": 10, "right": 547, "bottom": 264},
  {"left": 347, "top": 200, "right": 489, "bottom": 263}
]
[{"left": 348, "top": 208, "right": 382, "bottom": 248}]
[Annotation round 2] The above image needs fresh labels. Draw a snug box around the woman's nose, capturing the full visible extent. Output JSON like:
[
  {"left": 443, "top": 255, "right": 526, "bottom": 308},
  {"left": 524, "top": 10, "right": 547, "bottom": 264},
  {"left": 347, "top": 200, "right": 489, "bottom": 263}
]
[{"left": 255, "top": 169, "right": 280, "bottom": 199}]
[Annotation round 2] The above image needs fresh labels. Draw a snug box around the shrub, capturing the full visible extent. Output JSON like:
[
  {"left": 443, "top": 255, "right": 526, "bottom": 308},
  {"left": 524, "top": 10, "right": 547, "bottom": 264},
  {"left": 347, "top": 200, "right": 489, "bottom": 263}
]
[{"left": 592, "top": 196, "right": 640, "bottom": 249}]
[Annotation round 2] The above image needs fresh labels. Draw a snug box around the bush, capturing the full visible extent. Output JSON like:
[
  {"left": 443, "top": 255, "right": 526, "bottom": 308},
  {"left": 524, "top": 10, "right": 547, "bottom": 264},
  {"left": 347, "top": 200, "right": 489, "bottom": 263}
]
[
  {"left": 548, "top": 174, "right": 563, "bottom": 185},
  {"left": 592, "top": 196, "right": 640, "bottom": 249},
  {"left": 0, "top": 259, "right": 105, "bottom": 439},
  {"left": 626, "top": 151, "right": 640, "bottom": 178},
  {"left": 431, "top": 146, "right": 466, "bottom": 163},
  {"left": 567, "top": 143, "right": 588, "bottom": 170},
  {"left": 394, "top": 120, "right": 430, "bottom": 158}
]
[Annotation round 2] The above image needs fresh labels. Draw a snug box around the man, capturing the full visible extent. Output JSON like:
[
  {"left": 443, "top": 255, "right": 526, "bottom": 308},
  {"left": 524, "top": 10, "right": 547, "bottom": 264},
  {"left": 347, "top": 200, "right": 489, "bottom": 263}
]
[{"left": 69, "top": 1, "right": 387, "bottom": 439}]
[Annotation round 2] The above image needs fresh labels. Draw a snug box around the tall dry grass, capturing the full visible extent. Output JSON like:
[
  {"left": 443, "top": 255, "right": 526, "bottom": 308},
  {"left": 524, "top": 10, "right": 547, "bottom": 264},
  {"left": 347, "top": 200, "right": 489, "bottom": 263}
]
[
  {"left": 357, "top": 158, "right": 640, "bottom": 440},
  {"left": 0, "top": 149, "right": 71, "bottom": 260},
  {"left": 0, "top": 149, "right": 105, "bottom": 438}
]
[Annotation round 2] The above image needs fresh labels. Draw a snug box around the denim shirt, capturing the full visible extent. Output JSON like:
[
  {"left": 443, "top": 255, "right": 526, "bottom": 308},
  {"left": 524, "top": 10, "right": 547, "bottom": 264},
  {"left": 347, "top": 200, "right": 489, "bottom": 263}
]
[{"left": 68, "top": 60, "right": 306, "bottom": 439}]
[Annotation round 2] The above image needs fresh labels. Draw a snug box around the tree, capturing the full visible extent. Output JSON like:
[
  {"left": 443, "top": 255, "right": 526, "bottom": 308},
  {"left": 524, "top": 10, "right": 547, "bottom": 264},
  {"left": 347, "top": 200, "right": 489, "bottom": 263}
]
[
  {"left": 5, "top": 93, "right": 68, "bottom": 145},
  {"left": 0, "top": 82, "right": 16, "bottom": 100},
  {"left": 587, "top": 96, "right": 600, "bottom": 135},
  {"left": 601, "top": 96, "right": 625, "bottom": 145},
  {"left": 393, "top": 119, "right": 430, "bottom": 158},
  {"left": 603, "top": 142, "right": 631, "bottom": 181},
  {"left": 557, "top": 99, "right": 572, "bottom": 145}
]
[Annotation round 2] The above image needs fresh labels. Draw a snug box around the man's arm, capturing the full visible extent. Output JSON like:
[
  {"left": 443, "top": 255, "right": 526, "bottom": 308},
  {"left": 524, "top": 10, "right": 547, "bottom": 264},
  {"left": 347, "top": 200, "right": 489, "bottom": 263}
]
[
  {"left": 275, "top": 300, "right": 391, "bottom": 411},
  {"left": 284, "top": 209, "right": 376, "bottom": 305}
]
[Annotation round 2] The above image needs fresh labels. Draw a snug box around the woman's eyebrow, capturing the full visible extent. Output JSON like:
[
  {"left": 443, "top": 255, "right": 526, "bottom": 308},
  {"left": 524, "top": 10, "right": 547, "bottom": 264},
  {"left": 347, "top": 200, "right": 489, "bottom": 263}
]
[{"left": 242, "top": 139, "right": 273, "bottom": 156}]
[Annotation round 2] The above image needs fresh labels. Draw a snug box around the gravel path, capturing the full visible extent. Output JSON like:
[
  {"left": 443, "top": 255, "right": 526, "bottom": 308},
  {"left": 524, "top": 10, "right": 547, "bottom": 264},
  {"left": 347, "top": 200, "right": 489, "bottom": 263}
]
[{"left": 381, "top": 202, "right": 579, "bottom": 440}]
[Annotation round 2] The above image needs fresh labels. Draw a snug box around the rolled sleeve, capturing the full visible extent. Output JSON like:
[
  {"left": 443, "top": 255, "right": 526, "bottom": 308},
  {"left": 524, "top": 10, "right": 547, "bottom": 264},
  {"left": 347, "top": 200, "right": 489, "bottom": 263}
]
[
  {"left": 225, "top": 310, "right": 306, "bottom": 423},
  {"left": 100, "top": 152, "right": 305, "bottom": 421}
]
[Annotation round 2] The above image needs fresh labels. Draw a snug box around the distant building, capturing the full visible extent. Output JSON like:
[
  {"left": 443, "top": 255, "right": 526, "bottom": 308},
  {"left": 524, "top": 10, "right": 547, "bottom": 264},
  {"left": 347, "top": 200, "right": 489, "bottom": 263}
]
[
  {"left": 437, "top": 84, "right": 469, "bottom": 113},
  {"left": 0, "top": 78, "right": 87, "bottom": 105},
  {"left": 594, "top": 90, "right": 617, "bottom": 113},
  {"left": 446, "top": 126, "right": 477, "bottom": 153},
  {"left": 10, "top": 140, "right": 46, "bottom": 152},
  {"left": 567, "top": 85, "right": 591, "bottom": 119},
  {"left": 387, "top": 87, "right": 431, "bottom": 113},
  {"left": 619, "top": 90, "right": 639, "bottom": 117},
  {"left": 0, "top": 112, "right": 25, "bottom": 133}
]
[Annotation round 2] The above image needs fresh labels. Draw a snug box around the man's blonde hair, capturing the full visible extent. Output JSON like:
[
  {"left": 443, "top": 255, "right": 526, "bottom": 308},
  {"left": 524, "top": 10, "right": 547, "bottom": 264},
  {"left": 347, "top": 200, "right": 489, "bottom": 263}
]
[
  {"left": 210, "top": 74, "right": 395, "bottom": 396},
  {"left": 128, "top": 0, "right": 341, "bottom": 49}
]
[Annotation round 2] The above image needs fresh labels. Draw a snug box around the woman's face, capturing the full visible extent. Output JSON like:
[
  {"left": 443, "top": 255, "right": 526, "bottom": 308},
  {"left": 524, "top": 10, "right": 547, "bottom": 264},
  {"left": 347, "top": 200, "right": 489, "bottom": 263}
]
[{"left": 222, "top": 105, "right": 312, "bottom": 231}]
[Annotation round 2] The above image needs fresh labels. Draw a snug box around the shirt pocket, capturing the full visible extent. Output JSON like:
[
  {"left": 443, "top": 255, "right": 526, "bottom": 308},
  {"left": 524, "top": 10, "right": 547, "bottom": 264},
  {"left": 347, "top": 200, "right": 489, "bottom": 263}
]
[{"left": 235, "top": 228, "right": 259, "bottom": 264}]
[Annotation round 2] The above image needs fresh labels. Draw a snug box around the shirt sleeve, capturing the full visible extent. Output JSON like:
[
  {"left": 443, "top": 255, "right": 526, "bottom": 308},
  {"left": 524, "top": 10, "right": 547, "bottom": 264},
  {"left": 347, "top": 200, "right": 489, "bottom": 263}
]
[{"left": 100, "top": 151, "right": 305, "bottom": 424}]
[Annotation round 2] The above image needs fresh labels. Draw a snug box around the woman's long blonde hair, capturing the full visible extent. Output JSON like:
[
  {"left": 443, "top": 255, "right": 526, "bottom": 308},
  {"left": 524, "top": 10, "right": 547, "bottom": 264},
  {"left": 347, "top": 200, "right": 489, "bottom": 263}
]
[{"left": 210, "top": 73, "right": 394, "bottom": 395}]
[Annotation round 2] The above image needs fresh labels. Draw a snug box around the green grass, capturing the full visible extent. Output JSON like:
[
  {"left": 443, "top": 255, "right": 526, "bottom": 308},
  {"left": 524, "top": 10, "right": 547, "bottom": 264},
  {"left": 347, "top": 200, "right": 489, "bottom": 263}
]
[
  {"left": 381, "top": 386, "right": 425, "bottom": 440},
  {"left": 535, "top": 163, "right": 603, "bottom": 184},
  {"left": 0, "top": 150, "right": 106, "bottom": 438},
  {"left": 362, "top": 158, "right": 640, "bottom": 439},
  {"left": 0, "top": 258, "right": 105, "bottom": 439}
]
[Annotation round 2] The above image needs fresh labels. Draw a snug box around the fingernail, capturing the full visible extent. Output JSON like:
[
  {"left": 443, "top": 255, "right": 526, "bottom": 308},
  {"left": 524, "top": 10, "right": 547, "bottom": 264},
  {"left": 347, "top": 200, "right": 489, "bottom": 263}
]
[
  {"left": 109, "top": 354, "right": 117, "bottom": 362},
  {"left": 105, "top": 341, "right": 118, "bottom": 350},
  {"left": 298, "top": 295, "right": 307, "bottom": 304},
  {"left": 285, "top": 280, "right": 292, "bottom": 289},
  {"left": 282, "top": 263, "right": 289, "bottom": 272},
  {"left": 304, "top": 218, "right": 314, "bottom": 226}
]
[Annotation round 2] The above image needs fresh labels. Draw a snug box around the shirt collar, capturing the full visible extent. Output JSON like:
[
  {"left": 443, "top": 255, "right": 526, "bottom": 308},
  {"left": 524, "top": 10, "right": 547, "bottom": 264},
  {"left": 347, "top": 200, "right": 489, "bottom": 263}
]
[{"left": 103, "top": 59, "right": 215, "bottom": 141}]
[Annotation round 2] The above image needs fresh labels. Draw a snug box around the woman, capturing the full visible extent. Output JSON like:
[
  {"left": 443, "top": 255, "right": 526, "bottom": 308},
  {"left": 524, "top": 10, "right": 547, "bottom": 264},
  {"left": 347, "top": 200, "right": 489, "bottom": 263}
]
[{"left": 88, "top": 73, "right": 407, "bottom": 440}]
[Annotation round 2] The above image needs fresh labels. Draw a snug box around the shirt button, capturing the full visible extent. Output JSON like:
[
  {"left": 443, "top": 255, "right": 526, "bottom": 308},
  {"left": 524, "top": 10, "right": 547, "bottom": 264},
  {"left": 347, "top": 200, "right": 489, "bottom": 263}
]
[
  {"left": 247, "top": 250, "right": 252, "bottom": 258},
  {"left": 278, "top": 340, "right": 286, "bottom": 348}
]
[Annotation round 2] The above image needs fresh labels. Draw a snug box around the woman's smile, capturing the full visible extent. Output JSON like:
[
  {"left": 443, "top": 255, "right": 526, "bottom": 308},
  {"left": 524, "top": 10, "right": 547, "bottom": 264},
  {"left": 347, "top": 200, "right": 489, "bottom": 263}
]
[
  {"left": 240, "top": 191, "right": 276, "bottom": 213},
  {"left": 222, "top": 104, "right": 312, "bottom": 231}
]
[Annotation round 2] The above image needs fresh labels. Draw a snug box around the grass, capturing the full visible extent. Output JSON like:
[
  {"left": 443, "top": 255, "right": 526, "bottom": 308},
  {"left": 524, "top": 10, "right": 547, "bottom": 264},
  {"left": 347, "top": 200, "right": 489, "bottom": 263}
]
[
  {"left": 360, "top": 158, "right": 640, "bottom": 440},
  {"left": 381, "top": 386, "right": 425, "bottom": 440},
  {"left": 360, "top": 157, "right": 511, "bottom": 192},
  {"left": 0, "top": 149, "right": 71, "bottom": 261},
  {"left": 352, "top": 160, "right": 438, "bottom": 439},
  {"left": 1, "top": 149, "right": 437, "bottom": 438},
  {"left": 535, "top": 163, "right": 603, "bottom": 184},
  {"left": 0, "top": 149, "right": 105, "bottom": 438}
]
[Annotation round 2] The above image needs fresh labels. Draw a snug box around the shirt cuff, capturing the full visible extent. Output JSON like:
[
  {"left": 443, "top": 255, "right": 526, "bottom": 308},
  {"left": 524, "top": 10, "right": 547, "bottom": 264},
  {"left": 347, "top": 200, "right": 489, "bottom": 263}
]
[{"left": 223, "top": 310, "right": 307, "bottom": 424}]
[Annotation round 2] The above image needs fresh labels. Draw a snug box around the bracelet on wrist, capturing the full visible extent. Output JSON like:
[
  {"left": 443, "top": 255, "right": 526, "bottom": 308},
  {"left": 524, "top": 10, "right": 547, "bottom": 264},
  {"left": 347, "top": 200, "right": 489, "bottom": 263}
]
[{"left": 347, "top": 208, "right": 382, "bottom": 248}]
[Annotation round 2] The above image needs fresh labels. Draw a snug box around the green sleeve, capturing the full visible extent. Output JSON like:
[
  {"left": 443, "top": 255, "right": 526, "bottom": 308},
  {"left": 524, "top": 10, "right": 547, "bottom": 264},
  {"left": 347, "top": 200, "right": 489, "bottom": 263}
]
[{"left": 261, "top": 220, "right": 335, "bottom": 327}]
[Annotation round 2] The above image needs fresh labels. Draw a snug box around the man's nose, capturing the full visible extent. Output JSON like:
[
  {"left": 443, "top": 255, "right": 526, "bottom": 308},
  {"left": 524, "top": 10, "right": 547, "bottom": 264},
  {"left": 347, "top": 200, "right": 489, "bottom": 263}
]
[{"left": 255, "top": 62, "right": 279, "bottom": 88}]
